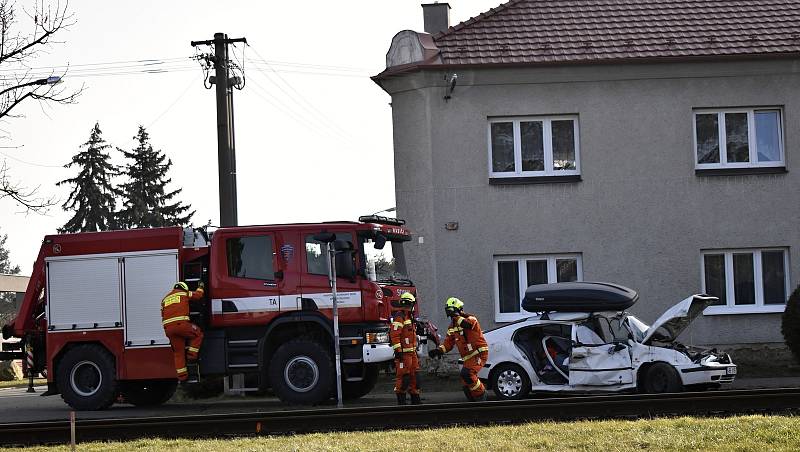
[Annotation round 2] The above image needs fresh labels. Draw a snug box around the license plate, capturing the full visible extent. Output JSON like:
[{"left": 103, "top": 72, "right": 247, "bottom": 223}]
[{"left": 726, "top": 366, "right": 737, "bottom": 375}]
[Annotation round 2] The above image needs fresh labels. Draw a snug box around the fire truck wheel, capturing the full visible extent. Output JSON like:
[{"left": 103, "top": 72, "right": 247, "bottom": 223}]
[
  {"left": 120, "top": 380, "right": 178, "bottom": 406},
  {"left": 56, "top": 344, "right": 118, "bottom": 411},
  {"left": 342, "top": 364, "right": 379, "bottom": 400},
  {"left": 268, "top": 338, "right": 333, "bottom": 405}
]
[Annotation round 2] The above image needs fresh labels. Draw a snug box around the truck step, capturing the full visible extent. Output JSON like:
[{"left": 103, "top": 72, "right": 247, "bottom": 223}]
[
  {"left": 342, "top": 358, "right": 363, "bottom": 364},
  {"left": 228, "top": 363, "right": 258, "bottom": 368},
  {"left": 0, "top": 351, "right": 23, "bottom": 360},
  {"left": 345, "top": 377, "right": 363, "bottom": 382},
  {"left": 1, "top": 342, "right": 22, "bottom": 351}
]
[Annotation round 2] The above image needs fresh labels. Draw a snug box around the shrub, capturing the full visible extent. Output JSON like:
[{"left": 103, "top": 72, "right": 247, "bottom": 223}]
[{"left": 781, "top": 285, "right": 800, "bottom": 364}]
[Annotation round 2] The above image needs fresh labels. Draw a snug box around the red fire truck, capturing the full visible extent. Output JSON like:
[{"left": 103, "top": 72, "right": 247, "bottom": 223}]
[{"left": 1, "top": 216, "right": 416, "bottom": 410}]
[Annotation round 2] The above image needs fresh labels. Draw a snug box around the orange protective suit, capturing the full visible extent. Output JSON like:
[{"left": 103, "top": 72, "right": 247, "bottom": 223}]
[
  {"left": 438, "top": 313, "right": 489, "bottom": 399},
  {"left": 389, "top": 309, "right": 420, "bottom": 398},
  {"left": 161, "top": 286, "right": 205, "bottom": 381}
]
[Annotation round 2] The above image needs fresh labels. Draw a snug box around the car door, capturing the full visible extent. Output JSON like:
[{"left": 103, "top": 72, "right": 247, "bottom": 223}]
[
  {"left": 568, "top": 321, "right": 634, "bottom": 387},
  {"left": 212, "top": 230, "right": 283, "bottom": 326},
  {"left": 299, "top": 230, "right": 362, "bottom": 320}
]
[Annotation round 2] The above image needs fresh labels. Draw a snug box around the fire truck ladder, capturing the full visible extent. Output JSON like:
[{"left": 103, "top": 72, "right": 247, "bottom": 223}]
[{"left": 225, "top": 338, "right": 261, "bottom": 394}]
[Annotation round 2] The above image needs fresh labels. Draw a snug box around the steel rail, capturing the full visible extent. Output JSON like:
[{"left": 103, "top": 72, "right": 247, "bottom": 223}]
[{"left": 2, "top": 388, "right": 800, "bottom": 446}]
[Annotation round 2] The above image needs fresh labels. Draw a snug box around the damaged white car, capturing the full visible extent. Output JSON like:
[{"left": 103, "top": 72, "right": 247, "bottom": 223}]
[{"left": 478, "top": 282, "right": 737, "bottom": 400}]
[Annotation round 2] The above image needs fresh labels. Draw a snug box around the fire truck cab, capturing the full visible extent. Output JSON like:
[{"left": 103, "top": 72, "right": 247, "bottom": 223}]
[{"left": 2, "top": 216, "right": 414, "bottom": 410}]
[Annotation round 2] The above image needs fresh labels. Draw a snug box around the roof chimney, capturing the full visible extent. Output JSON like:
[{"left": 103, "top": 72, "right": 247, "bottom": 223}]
[{"left": 422, "top": 3, "right": 450, "bottom": 35}]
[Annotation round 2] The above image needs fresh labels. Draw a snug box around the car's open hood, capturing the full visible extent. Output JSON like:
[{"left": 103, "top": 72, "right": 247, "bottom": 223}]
[{"left": 642, "top": 294, "right": 718, "bottom": 345}]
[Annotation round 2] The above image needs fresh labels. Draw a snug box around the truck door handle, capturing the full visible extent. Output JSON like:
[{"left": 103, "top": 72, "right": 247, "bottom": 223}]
[{"left": 263, "top": 281, "right": 277, "bottom": 287}]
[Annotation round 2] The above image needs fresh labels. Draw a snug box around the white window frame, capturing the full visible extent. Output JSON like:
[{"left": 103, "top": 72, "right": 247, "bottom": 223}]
[
  {"left": 701, "top": 248, "right": 790, "bottom": 315},
  {"left": 493, "top": 253, "right": 583, "bottom": 322},
  {"left": 693, "top": 108, "right": 785, "bottom": 169},
  {"left": 488, "top": 115, "right": 581, "bottom": 178}
]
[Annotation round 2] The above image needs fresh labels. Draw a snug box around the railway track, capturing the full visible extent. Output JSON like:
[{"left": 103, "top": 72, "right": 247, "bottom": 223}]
[{"left": 2, "top": 388, "right": 799, "bottom": 446}]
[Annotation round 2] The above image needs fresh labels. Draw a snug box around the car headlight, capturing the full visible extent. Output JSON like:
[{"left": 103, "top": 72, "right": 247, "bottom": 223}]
[{"left": 365, "top": 331, "right": 389, "bottom": 344}]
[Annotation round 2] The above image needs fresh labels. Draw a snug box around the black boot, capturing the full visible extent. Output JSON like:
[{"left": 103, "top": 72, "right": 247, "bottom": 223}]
[
  {"left": 462, "top": 387, "right": 475, "bottom": 402},
  {"left": 410, "top": 393, "right": 422, "bottom": 405},
  {"left": 396, "top": 393, "right": 407, "bottom": 405}
]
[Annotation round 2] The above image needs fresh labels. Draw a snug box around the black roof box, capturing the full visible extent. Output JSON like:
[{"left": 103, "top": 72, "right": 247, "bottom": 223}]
[{"left": 522, "top": 282, "right": 638, "bottom": 313}]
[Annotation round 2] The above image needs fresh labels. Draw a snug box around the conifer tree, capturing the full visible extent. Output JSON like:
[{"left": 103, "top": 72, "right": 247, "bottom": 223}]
[
  {"left": 0, "top": 230, "right": 19, "bottom": 275},
  {"left": 57, "top": 122, "right": 119, "bottom": 233},
  {"left": 117, "top": 126, "right": 194, "bottom": 228},
  {"left": 0, "top": 227, "right": 21, "bottom": 322}
]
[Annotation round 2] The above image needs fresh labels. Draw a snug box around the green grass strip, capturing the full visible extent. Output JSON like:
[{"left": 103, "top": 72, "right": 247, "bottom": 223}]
[{"left": 5, "top": 414, "right": 800, "bottom": 452}]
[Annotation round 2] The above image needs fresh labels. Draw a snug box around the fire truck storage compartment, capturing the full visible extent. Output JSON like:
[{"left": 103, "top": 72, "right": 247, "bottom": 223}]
[
  {"left": 122, "top": 252, "right": 178, "bottom": 347},
  {"left": 46, "top": 250, "right": 178, "bottom": 348}
]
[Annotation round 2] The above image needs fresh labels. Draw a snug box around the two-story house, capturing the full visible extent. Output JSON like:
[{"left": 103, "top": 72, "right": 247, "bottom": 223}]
[{"left": 373, "top": 1, "right": 800, "bottom": 369}]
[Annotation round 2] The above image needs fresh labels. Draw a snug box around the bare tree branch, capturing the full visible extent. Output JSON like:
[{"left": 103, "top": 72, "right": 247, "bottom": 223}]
[
  {"left": 0, "top": 0, "right": 78, "bottom": 213},
  {"left": 0, "top": 160, "right": 56, "bottom": 212},
  {"left": 0, "top": 1, "right": 74, "bottom": 65}
]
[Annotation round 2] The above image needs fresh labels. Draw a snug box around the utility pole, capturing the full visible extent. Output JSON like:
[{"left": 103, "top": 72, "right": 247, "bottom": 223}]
[{"left": 190, "top": 33, "right": 247, "bottom": 227}]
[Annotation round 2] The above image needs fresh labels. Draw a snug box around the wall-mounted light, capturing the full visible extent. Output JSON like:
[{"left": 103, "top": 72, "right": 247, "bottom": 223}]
[{"left": 443, "top": 73, "right": 457, "bottom": 101}]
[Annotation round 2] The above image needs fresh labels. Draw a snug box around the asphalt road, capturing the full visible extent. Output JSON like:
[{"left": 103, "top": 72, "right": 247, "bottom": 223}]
[
  {"left": 0, "top": 376, "right": 797, "bottom": 424},
  {"left": 0, "top": 375, "right": 468, "bottom": 424}
]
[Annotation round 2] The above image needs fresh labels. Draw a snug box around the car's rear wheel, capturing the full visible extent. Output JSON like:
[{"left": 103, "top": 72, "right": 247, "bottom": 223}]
[
  {"left": 492, "top": 363, "right": 531, "bottom": 400},
  {"left": 641, "top": 362, "right": 682, "bottom": 393}
]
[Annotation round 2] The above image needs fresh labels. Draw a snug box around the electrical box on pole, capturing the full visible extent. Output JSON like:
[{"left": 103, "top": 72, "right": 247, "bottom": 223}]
[{"left": 190, "top": 33, "right": 247, "bottom": 227}]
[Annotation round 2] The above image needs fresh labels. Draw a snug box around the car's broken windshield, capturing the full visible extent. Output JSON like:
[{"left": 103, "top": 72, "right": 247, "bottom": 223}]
[{"left": 627, "top": 316, "right": 649, "bottom": 342}]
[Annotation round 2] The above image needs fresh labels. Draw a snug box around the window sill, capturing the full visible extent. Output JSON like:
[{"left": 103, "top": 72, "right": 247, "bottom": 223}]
[
  {"left": 703, "top": 305, "right": 785, "bottom": 316},
  {"left": 695, "top": 166, "right": 787, "bottom": 176},
  {"left": 489, "top": 175, "right": 582, "bottom": 185}
]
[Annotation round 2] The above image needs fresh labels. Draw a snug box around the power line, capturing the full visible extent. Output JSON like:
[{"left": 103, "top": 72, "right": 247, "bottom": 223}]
[
  {"left": 245, "top": 57, "right": 367, "bottom": 73},
  {"left": 0, "top": 149, "right": 63, "bottom": 168},
  {"left": 244, "top": 74, "right": 336, "bottom": 139},
  {"left": 245, "top": 69, "right": 350, "bottom": 144},
  {"left": 246, "top": 44, "right": 354, "bottom": 143},
  {"left": 116, "top": 73, "right": 204, "bottom": 150},
  {"left": 144, "top": 73, "right": 203, "bottom": 131},
  {"left": 2, "top": 73, "right": 202, "bottom": 168},
  {"left": 0, "top": 54, "right": 369, "bottom": 81},
  {"left": 0, "top": 57, "right": 191, "bottom": 73}
]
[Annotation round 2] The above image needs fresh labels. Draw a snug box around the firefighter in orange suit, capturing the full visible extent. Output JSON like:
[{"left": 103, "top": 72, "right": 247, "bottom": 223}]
[
  {"left": 428, "top": 297, "right": 489, "bottom": 401},
  {"left": 390, "top": 292, "right": 422, "bottom": 405},
  {"left": 161, "top": 281, "right": 205, "bottom": 382}
]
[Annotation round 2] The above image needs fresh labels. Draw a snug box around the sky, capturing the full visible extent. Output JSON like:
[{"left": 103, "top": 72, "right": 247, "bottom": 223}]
[{"left": 0, "top": 0, "right": 501, "bottom": 274}]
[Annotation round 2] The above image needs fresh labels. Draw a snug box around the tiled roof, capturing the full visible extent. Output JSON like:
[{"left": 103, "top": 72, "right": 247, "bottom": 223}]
[{"left": 433, "top": 0, "right": 800, "bottom": 65}]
